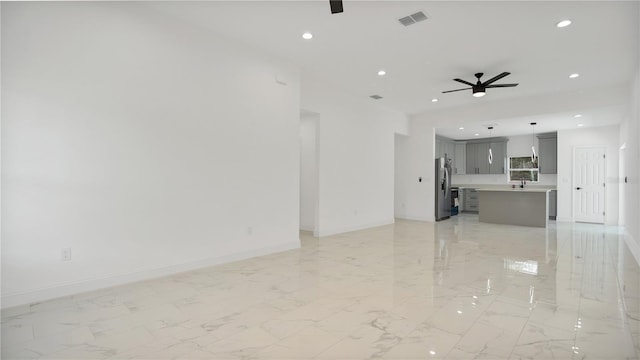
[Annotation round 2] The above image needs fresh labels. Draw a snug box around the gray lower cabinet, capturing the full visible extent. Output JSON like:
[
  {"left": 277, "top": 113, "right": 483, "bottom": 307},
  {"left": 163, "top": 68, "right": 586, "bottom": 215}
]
[
  {"left": 463, "top": 188, "right": 479, "bottom": 213},
  {"left": 538, "top": 133, "right": 557, "bottom": 174},
  {"left": 549, "top": 190, "right": 557, "bottom": 220}
]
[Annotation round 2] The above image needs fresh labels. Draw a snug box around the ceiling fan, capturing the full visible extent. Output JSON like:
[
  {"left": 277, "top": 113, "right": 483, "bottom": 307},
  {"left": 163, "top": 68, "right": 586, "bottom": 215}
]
[{"left": 442, "top": 72, "right": 518, "bottom": 97}]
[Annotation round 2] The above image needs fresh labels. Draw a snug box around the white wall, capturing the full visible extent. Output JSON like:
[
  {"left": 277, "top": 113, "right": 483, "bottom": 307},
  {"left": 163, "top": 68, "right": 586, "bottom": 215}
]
[
  {"left": 299, "top": 113, "right": 318, "bottom": 232},
  {"left": 557, "top": 125, "right": 620, "bottom": 225},
  {"left": 452, "top": 134, "right": 558, "bottom": 186},
  {"left": 301, "top": 75, "right": 408, "bottom": 236},
  {"left": 1, "top": 2, "right": 301, "bottom": 307},
  {"left": 394, "top": 134, "right": 410, "bottom": 219},
  {"left": 620, "top": 63, "right": 640, "bottom": 264}
]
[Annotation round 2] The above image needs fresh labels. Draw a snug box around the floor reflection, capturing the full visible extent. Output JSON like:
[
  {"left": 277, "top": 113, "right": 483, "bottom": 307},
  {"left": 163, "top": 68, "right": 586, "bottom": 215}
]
[{"left": 1, "top": 216, "right": 638, "bottom": 359}]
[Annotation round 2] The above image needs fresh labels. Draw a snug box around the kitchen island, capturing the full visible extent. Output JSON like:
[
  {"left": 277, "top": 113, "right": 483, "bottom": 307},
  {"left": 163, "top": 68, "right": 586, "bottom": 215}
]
[{"left": 478, "top": 188, "right": 550, "bottom": 227}]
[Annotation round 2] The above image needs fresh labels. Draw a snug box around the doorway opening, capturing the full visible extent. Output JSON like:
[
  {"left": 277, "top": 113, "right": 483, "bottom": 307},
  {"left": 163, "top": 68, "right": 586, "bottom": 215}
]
[{"left": 300, "top": 110, "right": 319, "bottom": 236}]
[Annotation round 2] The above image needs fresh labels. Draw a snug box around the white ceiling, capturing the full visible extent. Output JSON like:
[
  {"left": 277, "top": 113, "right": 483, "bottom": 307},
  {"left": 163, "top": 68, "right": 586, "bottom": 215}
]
[
  {"left": 435, "top": 105, "right": 624, "bottom": 140},
  {"left": 148, "top": 1, "right": 639, "bottom": 135}
]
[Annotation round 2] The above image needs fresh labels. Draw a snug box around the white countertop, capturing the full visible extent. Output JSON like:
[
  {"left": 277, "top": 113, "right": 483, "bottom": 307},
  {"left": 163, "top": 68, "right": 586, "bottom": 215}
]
[
  {"left": 453, "top": 184, "right": 556, "bottom": 191},
  {"left": 476, "top": 188, "right": 551, "bottom": 193}
]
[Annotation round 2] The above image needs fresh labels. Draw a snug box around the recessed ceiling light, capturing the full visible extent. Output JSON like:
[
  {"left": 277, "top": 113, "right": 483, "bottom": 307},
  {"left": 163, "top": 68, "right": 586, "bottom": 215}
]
[
  {"left": 574, "top": 114, "right": 583, "bottom": 118},
  {"left": 431, "top": 98, "right": 438, "bottom": 102},
  {"left": 377, "top": 70, "right": 386, "bottom": 76},
  {"left": 569, "top": 73, "right": 580, "bottom": 79},
  {"left": 429, "top": 350, "right": 436, "bottom": 356},
  {"left": 577, "top": 123, "right": 584, "bottom": 127},
  {"left": 556, "top": 20, "right": 572, "bottom": 28},
  {"left": 302, "top": 32, "right": 313, "bottom": 40},
  {"left": 474, "top": 133, "right": 480, "bottom": 136},
  {"left": 459, "top": 127, "right": 465, "bottom": 130}
]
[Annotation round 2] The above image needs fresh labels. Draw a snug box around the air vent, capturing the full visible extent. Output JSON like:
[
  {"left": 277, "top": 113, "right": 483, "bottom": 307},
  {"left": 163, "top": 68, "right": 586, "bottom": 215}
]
[
  {"left": 398, "top": 16, "right": 415, "bottom": 26},
  {"left": 398, "top": 11, "right": 427, "bottom": 26},
  {"left": 370, "top": 94, "right": 383, "bottom": 100}
]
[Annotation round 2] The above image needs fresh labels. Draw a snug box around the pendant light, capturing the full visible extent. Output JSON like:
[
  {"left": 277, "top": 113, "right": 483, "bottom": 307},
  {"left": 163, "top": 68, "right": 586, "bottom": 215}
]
[
  {"left": 488, "top": 126, "right": 494, "bottom": 165},
  {"left": 530, "top": 122, "right": 537, "bottom": 162}
]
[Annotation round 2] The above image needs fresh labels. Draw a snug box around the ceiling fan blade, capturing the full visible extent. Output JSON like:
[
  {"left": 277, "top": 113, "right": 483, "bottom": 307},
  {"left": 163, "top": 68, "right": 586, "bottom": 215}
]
[
  {"left": 330, "top": 0, "right": 343, "bottom": 14},
  {"left": 485, "top": 84, "right": 519, "bottom": 88},
  {"left": 482, "top": 72, "right": 510, "bottom": 85},
  {"left": 454, "top": 78, "right": 475, "bottom": 86},
  {"left": 442, "top": 88, "right": 471, "bottom": 93}
]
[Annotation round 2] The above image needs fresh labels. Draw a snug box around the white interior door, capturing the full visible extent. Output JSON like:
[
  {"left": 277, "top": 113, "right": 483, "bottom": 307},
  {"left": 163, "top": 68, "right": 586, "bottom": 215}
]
[{"left": 573, "top": 146, "right": 606, "bottom": 223}]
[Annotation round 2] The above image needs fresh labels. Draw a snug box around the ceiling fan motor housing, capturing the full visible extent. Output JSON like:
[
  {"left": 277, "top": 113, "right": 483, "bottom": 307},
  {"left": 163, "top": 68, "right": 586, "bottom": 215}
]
[{"left": 472, "top": 85, "right": 486, "bottom": 97}]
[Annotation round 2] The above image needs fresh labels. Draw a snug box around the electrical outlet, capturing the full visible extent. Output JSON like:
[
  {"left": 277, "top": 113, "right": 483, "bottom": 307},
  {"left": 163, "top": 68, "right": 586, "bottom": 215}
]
[{"left": 61, "top": 248, "right": 72, "bottom": 261}]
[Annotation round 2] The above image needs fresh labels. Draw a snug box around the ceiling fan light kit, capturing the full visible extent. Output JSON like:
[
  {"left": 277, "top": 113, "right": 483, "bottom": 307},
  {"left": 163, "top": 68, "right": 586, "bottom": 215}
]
[{"left": 443, "top": 72, "right": 518, "bottom": 97}]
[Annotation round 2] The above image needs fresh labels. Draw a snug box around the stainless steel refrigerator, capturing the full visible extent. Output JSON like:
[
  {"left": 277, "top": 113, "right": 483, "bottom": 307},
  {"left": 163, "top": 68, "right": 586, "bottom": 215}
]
[{"left": 435, "top": 156, "right": 452, "bottom": 221}]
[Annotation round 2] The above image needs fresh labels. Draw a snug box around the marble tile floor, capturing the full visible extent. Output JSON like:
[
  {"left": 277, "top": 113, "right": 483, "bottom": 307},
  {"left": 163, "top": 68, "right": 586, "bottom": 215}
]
[{"left": 2, "top": 215, "right": 639, "bottom": 359}]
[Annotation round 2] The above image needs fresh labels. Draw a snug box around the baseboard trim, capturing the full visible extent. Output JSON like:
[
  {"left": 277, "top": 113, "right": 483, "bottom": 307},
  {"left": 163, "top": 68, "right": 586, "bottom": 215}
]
[
  {"left": 299, "top": 224, "right": 315, "bottom": 232},
  {"left": 394, "top": 215, "right": 432, "bottom": 222},
  {"left": 624, "top": 231, "right": 640, "bottom": 267},
  {"left": 316, "top": 218, "right": 395, "bottom": 237},
  {"left": 556, "top": 216, "right": 573, "bottom": 222},
  {"left": 1, "top": 240, "right": 301, "bottom": 309}
]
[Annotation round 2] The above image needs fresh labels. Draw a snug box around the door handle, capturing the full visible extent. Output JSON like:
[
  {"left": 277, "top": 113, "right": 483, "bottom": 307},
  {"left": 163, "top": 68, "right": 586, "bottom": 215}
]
[{"left": 576, "top": 187, "right": 582, "bottom": 190}]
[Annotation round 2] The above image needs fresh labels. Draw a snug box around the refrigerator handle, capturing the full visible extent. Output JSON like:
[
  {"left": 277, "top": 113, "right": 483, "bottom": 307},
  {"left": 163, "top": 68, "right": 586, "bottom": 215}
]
[{"left": 444, "top": 167, "right": 450, "bottom": 194}]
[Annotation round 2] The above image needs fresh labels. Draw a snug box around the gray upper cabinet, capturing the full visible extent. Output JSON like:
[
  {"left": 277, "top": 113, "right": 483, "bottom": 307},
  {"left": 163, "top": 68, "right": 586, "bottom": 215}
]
[
  {"left": 440, "top": 136, "right": 507, "bottom": 175},
  {"left": 466, "top": 143, "right": 486, "bottom": 174},
  {"left": 447, "top": 142, "right": 456, "bottom": 162},
  {"left": 537, "top": 133, "right": 557, "bottom": 174},
  {"left": 489, "top": 141, "right": 507, "bottom": 174},
  {"left": 466, "top": 139, "right": 507, "bottom": 174},
  {"left": 436, "top": 136, "right": 456, "bottom": 166},
  {"left": 454, "top": 142, "right": 466, "bottom": 174},
  {"left": 476, "top": 142, "right": 491, "bottom": 174},
  {"left": 466, "top": 143, "right": 478, "bottom": 174}
]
